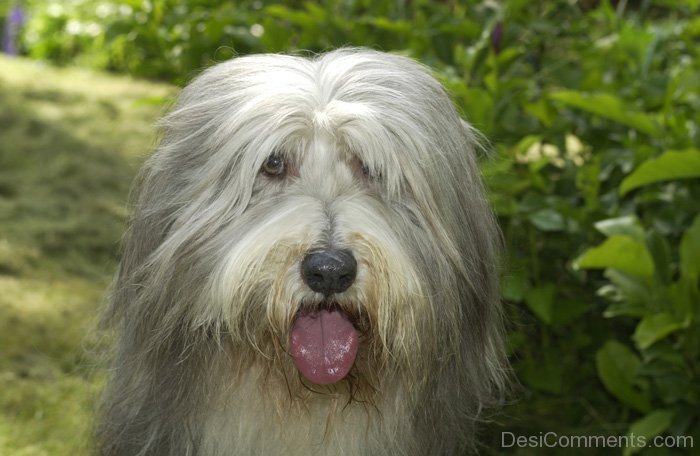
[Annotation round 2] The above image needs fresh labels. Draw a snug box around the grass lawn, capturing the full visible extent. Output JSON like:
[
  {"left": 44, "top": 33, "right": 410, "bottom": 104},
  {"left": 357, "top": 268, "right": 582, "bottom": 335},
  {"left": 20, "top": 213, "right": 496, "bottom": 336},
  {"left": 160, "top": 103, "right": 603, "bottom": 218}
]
[{"left": 0, "top": 55, "right": 175, "bottom": 455}]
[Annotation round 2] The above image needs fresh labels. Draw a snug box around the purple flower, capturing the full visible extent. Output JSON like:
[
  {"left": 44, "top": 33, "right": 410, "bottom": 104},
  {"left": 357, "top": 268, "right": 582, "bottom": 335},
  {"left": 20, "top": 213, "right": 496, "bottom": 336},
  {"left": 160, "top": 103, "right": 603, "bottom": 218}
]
[
  {"left": 3, "top": 6, "right": 26, "bottom": 56},
  {"left": 491, "top": 21, "right": 503, "bottom": 55}
]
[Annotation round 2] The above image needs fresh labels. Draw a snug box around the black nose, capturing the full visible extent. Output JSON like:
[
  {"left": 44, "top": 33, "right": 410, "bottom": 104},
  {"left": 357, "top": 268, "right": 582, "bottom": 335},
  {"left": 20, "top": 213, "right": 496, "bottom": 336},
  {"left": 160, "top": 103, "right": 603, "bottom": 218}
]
[{"left": 301, "top": 249, "right": 357, "bottom": 296}]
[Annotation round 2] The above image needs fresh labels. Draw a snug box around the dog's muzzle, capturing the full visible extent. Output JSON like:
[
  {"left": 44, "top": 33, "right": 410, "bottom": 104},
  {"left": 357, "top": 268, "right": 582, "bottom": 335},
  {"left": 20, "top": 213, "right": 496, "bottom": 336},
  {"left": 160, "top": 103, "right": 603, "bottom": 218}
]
[{"left": 290, "top": 249, "right": 360, "bottom": 385}]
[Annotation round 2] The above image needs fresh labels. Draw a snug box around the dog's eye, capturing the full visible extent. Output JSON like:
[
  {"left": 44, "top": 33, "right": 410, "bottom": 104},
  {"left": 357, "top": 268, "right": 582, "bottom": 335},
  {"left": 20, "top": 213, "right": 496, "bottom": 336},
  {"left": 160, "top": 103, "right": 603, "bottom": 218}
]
[
  {"left": 361, "top": 163, "right": 382, "bottom": 181},
  {"left": 261, "top": 154, "right": 286, "bottom": 177},
  {"left": 350, "top": 157, "right": 381, "bottom": 182}
]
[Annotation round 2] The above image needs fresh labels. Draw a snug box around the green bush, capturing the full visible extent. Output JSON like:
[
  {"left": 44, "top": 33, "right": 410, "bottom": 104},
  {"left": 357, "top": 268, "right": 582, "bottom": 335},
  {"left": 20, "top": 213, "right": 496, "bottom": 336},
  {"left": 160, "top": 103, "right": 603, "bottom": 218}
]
[{"left": 17, "top": 0, "right": 700, "bottom": 452}]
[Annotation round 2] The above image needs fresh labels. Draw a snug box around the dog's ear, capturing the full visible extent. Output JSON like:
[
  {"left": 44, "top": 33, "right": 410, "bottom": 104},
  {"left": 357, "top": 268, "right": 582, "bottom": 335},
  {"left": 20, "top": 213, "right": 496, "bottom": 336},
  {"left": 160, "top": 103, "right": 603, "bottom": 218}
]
[
  {"left": 104, "top": 158, "right": 180, "bottom": 325},
  {"left": 125, "top": 170, "right": 176, "bottom": 260}
]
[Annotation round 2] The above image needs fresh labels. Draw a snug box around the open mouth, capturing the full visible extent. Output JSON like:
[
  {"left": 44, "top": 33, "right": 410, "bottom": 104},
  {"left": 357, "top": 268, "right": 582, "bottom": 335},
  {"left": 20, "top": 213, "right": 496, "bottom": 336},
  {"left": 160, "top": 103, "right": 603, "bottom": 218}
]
[{"left": 289, "top": 304, "right": 360, "bottom": 385}]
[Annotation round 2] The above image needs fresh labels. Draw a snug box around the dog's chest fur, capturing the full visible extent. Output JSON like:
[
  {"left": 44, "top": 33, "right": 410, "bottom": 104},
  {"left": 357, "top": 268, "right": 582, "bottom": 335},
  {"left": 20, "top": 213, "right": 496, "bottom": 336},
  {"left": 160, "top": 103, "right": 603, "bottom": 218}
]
[{"left": 199, "top": 366, "right": 413, "bottom": 456}]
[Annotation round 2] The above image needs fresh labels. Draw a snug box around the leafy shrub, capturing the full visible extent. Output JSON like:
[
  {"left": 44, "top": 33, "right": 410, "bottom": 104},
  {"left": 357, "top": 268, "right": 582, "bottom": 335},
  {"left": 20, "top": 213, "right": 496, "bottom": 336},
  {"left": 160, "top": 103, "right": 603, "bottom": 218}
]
[{"left": 17, "top": 0, "right": 700, "bottom": 452}]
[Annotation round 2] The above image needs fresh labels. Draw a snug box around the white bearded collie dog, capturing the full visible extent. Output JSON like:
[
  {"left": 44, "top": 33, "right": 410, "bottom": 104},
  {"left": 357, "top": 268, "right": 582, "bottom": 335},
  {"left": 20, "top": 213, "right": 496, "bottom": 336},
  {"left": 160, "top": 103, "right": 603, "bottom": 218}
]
[{"left": 96, "top": 48, "right": 507, "bottom": 456}]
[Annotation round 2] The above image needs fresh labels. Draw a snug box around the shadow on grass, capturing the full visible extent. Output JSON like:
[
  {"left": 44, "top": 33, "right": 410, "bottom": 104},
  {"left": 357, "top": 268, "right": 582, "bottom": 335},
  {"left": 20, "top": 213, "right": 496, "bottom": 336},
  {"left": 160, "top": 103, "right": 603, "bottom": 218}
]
[
  {"left": 0, "top": 60, "right": 167, "bottom": 455},
  {"left": 0, "top": 85, "right": 134, "bottom": 278}
]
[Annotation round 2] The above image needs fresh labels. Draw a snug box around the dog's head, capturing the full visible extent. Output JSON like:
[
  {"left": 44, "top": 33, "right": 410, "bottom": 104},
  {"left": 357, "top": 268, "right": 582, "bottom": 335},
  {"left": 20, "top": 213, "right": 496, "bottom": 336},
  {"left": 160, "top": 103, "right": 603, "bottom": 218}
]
[{"left": 109, "top": 49, "right": 504, "bottom": 410}]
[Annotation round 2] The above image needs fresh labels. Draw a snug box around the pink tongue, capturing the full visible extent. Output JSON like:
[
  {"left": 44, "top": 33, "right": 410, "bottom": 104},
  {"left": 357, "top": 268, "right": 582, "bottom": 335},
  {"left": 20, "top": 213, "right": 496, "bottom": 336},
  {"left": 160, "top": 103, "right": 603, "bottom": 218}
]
[{"left": 290, "top": 309, "right": 359, "bottom": 385}]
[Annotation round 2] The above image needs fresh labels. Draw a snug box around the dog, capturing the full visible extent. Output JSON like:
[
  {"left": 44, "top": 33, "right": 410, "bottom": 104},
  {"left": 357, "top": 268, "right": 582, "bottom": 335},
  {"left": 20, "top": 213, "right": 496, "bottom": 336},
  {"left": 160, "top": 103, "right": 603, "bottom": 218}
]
[{"left": 96, "top": 48, "right": 506, "bottom": 456}]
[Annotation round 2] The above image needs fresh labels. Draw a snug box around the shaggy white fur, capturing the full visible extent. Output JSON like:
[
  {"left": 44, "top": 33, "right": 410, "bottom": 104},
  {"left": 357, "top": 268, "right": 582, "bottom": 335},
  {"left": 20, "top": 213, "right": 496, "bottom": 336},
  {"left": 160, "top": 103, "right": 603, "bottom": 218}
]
[{"left": 96, "top": 48, "right": 506, "bottom": 456}]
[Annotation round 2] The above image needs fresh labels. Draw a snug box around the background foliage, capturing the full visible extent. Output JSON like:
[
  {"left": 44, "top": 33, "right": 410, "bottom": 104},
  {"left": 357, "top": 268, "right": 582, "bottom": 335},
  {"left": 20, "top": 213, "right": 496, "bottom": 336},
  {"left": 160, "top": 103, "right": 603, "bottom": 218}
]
[{"left": 2, "top": 0, "right": 699, "bottom": 454}]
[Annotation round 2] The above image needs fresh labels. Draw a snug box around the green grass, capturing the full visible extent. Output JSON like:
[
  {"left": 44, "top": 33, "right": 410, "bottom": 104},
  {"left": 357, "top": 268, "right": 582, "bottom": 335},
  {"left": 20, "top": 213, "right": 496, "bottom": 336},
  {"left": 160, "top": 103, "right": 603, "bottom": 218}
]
[{"left": 0, "top": 55, "right": 175, "bottom": 456}]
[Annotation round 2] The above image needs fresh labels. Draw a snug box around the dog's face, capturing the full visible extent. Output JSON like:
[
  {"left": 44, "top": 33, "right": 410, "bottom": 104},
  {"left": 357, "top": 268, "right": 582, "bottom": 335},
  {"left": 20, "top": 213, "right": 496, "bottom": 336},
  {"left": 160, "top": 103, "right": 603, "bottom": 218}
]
[{"left": 110, "top": 49, "right": 502, "bottom": 409}]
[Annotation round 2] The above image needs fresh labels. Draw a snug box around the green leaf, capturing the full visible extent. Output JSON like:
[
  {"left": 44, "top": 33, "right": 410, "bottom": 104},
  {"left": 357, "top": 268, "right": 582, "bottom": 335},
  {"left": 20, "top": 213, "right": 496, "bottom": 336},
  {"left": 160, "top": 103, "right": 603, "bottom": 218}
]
[
  {"left": 363, "top": 17, "right": 413, "bottom": 34},
  {"left": 551, "top": 299, "right": 589, "bottom": 325},
  {"left": 513, "top": 134, "right": 543, "bottom": 155},
  {"left": 620, "top": 150, "right": 700, "bottom": 195},
  {"left": 501, "top": 271, "right": 529, "bottom": 302},
  {"left": 576, "top": 156, "right": 601, "bottom": 210},
  {"left": 596, "top": 341, "right": 651, "bottom": 412},
  {"left": 574, "top": 235, "right": 655, "bottom": 279},
  {"left": 594, "top": 215, "right": 646, "bottom": 243},
  {"left": 524, "top": 283, "right": 555, "bottom": 324},
  {"left": 518, "top": 359, "right": 564, "bottom": 394},
  {"left": 549, "top": 90, "right": 661, "bottom": 136},
  {"left": 528, "top": 208, "right": 565, "bottom": 231},
  {"left": 622, "top": 410, "right": 675, "bottom": 456},
  {"left": 647, "top": 229, "right": 673, "bottom": 285},
  {"left": 600, "top": 270, "right": 651, "bottom": 318},
  {"left": 680, "top": 214, "right": 700, "bottom": 282},
  {"left": 668, "top": 279, "right": 698, "bottom": 320},
  {"left": 459, "top": 87, "right": 494, "bottom": 132},
  {"left": 522, "top": 283, "right": 587, "bottom": 325},
  {"left": 633, "top": 313, "right": 685, "bottom": 350},
  {"left": 524, "top": 99, "right": 555, "bottom": 127}
]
